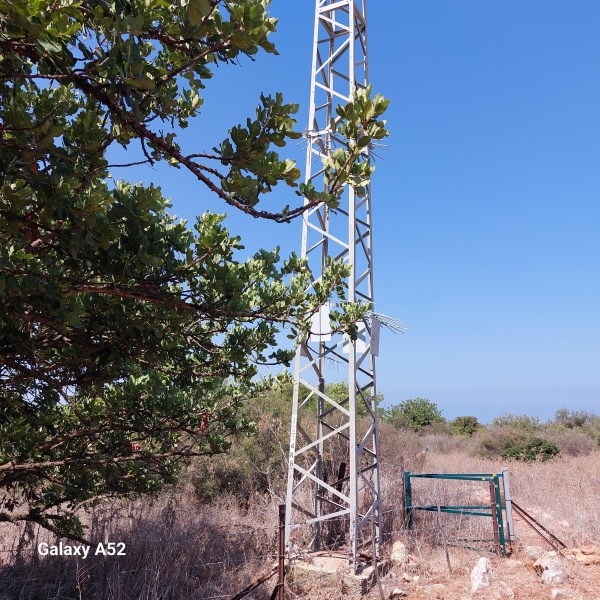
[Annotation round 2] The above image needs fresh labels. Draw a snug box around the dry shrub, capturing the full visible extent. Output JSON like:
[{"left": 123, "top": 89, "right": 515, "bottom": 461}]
[
  {"left": 544, "top": 428, "right": 598, "bottom": 457},
  {"left": 472, "top": 425, "right": 531, "bottom": 459},
  {"left": 0, "top": 484, "right": 279, "bottom": 600},
  {"left": 2, "top": 427, "right": 599, "bottom": 599},
  {"left": 418, "top": 432, "right": 473, "bottom": 455}
]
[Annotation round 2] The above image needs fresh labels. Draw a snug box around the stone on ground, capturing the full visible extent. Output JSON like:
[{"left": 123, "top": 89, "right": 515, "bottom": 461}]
[
  {"left": 470, "top": 556, "right": 493, "bottom": 593},
  {"left": 533, "top": 552, "right": 568, "bottom": 585},
  {"left": 390, "top": 541, "right": 409, "bottom": 565}
]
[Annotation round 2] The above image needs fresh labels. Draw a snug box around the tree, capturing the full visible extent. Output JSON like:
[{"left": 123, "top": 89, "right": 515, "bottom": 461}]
[
  {"left": 384, "top": 398, "right": 445, "bottom": 432},
  {"left": 0, "top": 0, "right": 389, "bottom": 540},
  {"left": 554, "top": 408, "right": 596, "bottom": 429},
  {"left": 451, "top": 416, "right": 480, "bottom": 437}
]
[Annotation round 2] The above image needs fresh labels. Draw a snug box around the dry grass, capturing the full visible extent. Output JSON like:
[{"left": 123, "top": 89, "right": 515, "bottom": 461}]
[
  {"left": 0, "top": 486, "right": 280, "bottom": 600},
  {"left": 421, "top": 451, "right": 600, "bottom": 546},
  {"left": 1, "top": 440, "right": 599, "bottom": 599}
]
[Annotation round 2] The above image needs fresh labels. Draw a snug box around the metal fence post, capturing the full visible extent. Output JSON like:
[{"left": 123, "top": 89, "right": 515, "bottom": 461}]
[
  {"left": 489, "top": 478, "right": 501, "bottom": 557},
  {"left": 278, "top": 504, "right": 285, "bottom": 600},
  {"left": 404, "top": 471, "right": 413, "bottom": 529},
  {"left": 493, "top": 475, "right": 506, "bottom": 557},
  {"left": 502, "top": 466, "right": 515, "bottom": 543}
]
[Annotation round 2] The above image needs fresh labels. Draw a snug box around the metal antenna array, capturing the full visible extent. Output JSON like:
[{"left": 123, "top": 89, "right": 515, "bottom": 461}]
[{"left": 284, "top": 0, "right": 380, "bottom": 572}]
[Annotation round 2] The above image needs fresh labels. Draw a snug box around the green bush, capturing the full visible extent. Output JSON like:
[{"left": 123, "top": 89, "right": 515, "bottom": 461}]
[
  {"left": 191, "top": 382, "right": 293, "bottom": 502},
  {"left": 500, "top": 437, "right": 560, "bottom": 462},
  {"left": 475, "top": 426, "right": 560, "bottom": 461},
  {"left": 474, "top": 426, "right": 524, "bottom": 459},
  {"left": 451, "top": 416, "right": 481, "bottom": 437},
  {"left": 384, "top": 398, "right": 445, "bottom": 432}
]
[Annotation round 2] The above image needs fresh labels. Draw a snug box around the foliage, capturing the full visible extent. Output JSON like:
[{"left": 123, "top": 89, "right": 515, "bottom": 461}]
[
  {"left": 192, "top": 377, "right": 385, "bottom": 501},
  {"left": 474, "top": 427, "right": 528, "bottom": 459},
  {"left": 191, "top": 377, "right": 293, "bottom": 501},
  {"left": 0, "top": 0, "right": 389, "bottom": 539},
  {"left": 500, "top": 437, "right": 560, "bottom": 462},
  {"left": 384, "top": 398, "right": 445, "bottom": 432},
  {"left": 542, "top": 429, "right": 597, "bottom": 457},
  {"left": 450, "top": 416, "right": 480, "bottom": 437},
  {"left": 554, "top": 408, "right": 598, "bottom": 429},
  {"left": 474, "top": 425, "right": 560, "bottom": 462},
  {"left": 491, "top": 413, "right": 541, "bottom": 434},
  {"left": 548, "top": 408, "right": 600, "bottom": 452}
]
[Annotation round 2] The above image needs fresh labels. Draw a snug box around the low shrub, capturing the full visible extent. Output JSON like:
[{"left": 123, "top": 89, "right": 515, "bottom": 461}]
[
  {"left": 491, "top": 413, "right": 541, "bottom": 433},
  {"left": 544, "top": 429, "right": 597, "bottom": 457},
  {"left": 418, "top": 432, "right": 473, "bottom": 455},
  {"left": 473, "top": 426, "right": 529, "bottom": 459},
  {"left": 500, "top": 437, "right": 560, "bottom": 462}
]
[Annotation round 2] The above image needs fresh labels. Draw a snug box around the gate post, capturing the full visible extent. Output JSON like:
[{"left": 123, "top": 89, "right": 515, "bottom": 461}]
[
  {"left": 489, "top": 477, "right": 501, "bottom": 557},
  {"left": 502, "top": 467, "right": 515, "bottom": 543},
  {"left": 404, "top": 471, "right": 413, "bottom": 529}
]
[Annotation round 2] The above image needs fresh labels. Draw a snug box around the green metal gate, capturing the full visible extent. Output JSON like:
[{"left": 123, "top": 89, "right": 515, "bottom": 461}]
[{"left": 403, "top": 469, "right": 515, "bottom": 557}]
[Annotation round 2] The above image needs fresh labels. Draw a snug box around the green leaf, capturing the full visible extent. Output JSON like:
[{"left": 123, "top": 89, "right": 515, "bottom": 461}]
[
  {"left": 125, "top": 76, "right": 155, "bottom": 90},
  {"left": 187, "top": 0, "right": 212, "bottom": 25},
  {"left": 38, "top": 39, "right": 62, "bottom": 53}
]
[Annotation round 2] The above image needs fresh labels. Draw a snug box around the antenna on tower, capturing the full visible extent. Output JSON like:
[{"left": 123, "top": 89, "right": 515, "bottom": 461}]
[{"left": 284, "top": 0, "right": 384, "bottom": 573}]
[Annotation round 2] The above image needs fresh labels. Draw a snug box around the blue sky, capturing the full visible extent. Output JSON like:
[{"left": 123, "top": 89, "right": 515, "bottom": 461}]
[{"left": 114, "top": 1, "right": 600, "bottom": 423}]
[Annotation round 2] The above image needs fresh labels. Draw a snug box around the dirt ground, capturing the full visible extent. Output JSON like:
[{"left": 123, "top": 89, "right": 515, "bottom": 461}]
[{"left": 288, "top": 524, "right": 600, "bottom": 600}]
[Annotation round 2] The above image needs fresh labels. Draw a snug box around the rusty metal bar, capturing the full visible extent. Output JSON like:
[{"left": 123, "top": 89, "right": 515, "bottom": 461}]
[
  {"left": 230, "top": 567, "right": 277, "bottom": 600},
  {"left": 489, "top": 478, "right": 501, "bottom": 557},
  {"left": 278, "top": 504, "right": 285, "bottom": 600},
  {"left": 511, "top": 501, "right": 567, "bottom": 551}
]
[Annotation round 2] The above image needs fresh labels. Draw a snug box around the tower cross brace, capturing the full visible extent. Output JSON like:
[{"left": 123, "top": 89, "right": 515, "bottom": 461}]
[{"left": 284, "top": 0, "right": 381, "bottom": 572}]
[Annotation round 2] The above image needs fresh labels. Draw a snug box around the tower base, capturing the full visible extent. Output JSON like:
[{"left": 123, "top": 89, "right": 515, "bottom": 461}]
[{"left": 289, "top": 552, "right": 390, "bottom": 596}]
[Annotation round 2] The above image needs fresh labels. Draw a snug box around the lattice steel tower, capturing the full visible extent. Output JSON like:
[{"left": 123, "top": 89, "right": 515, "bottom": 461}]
[{"left": 284, "top": 0, "right": 381, "bottom": 571}]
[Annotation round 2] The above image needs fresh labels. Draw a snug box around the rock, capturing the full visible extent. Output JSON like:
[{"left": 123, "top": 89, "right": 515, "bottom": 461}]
[
  {"left": 551, "top": 590, "right": 570, "bottom": 600},
  {"left": 565, "top": 544, "right": 600, "bottom": 565},
  {"left": 390, "top": 541, "right": 409, "bottom": 565},
  {"left": 575, "top": 553, "right": 600, "bottom": 565},
  {"left": 389, "top": 588, "right": 408, "bottom": 599},
  {"left": 533, "top": 552, "right": 568, "bottom": 585},
  {"left": 470, "top": 556, "right": 493, "bottom": 593}
]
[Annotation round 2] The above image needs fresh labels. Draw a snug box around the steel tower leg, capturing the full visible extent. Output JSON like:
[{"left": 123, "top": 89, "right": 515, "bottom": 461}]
[{"left": 284, "top": 0, "right": 380, "bottom": 573}]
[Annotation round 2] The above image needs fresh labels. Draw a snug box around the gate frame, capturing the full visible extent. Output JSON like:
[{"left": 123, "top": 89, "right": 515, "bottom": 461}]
[{"left": 403, "top": 468, "right": 515, "bottom": 557}]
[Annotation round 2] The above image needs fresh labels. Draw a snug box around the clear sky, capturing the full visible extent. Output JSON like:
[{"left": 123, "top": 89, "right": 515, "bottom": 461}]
[{"left": 112, "top": 1, "right": 600, "bottom": 423}]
